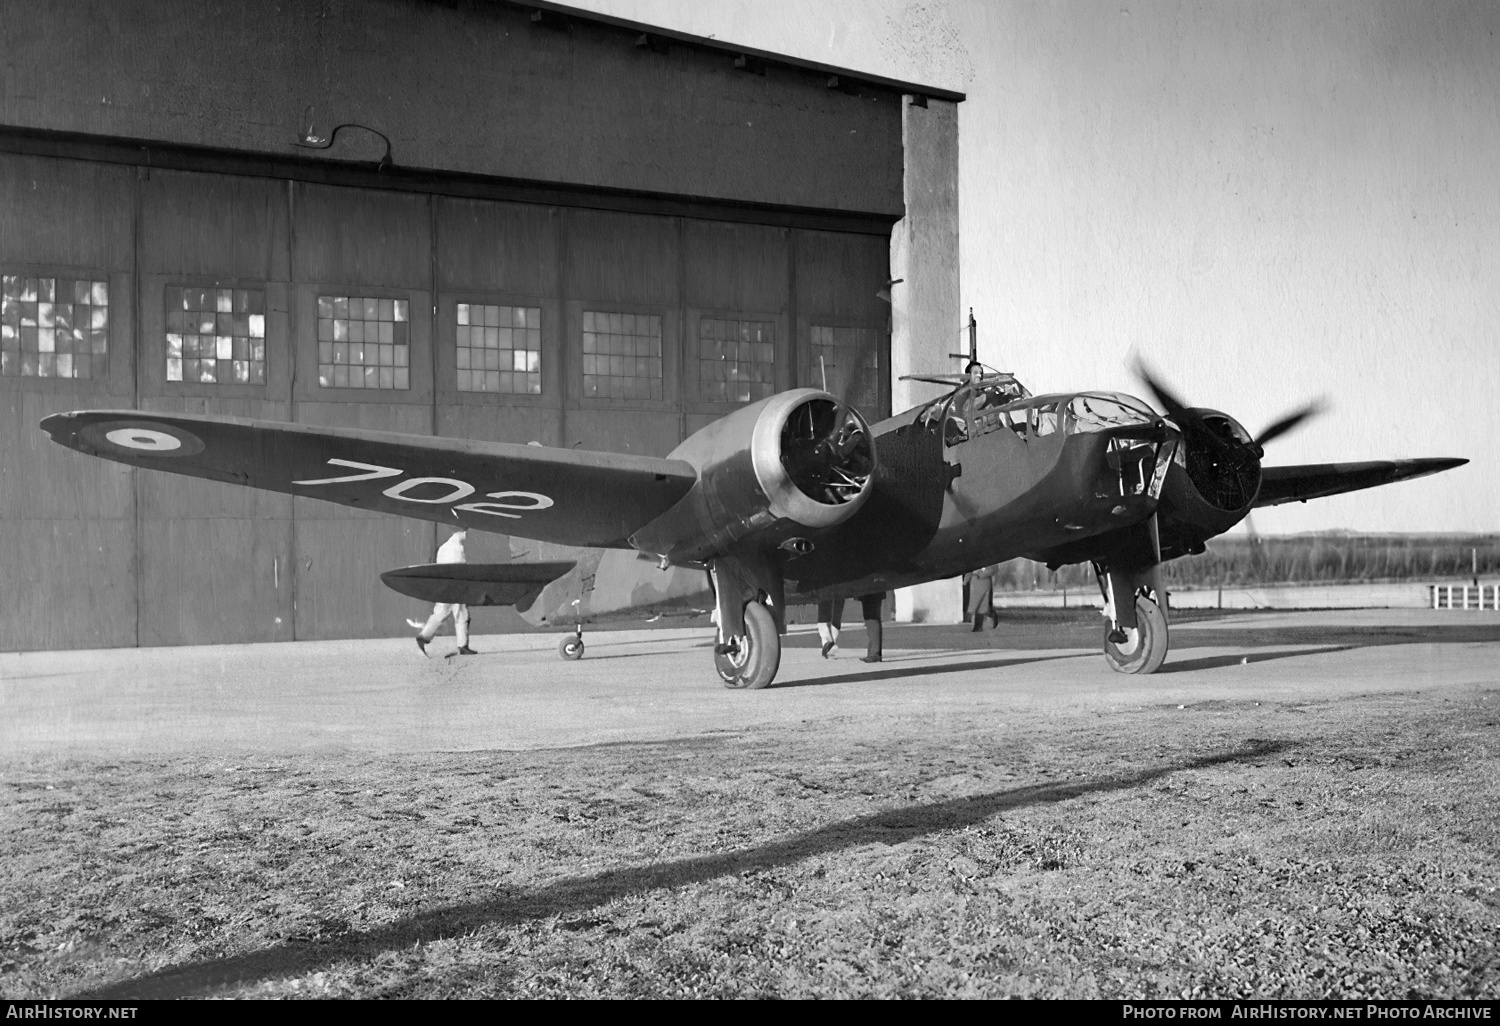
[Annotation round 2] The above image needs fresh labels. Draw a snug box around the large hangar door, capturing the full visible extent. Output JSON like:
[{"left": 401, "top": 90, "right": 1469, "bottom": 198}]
[
  {"left": 795, "top": 229, "right": 891, "bottom": 419},
  {"left": 135, "top": 170, "right": 295, "bottom": 645},
  {"left": 0, "top": 153, "right": 137, "bottom": 650},
  {"left": 681, "top": 220, "right": 790, "bottom": 439},
  {"left": 290, "top": 183, "right": 436, "bottom": 641}
]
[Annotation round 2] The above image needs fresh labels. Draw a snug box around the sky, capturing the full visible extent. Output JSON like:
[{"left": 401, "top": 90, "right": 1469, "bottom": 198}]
[{"left": 561, "top": 0, "right": 1499, "bottom": 535}]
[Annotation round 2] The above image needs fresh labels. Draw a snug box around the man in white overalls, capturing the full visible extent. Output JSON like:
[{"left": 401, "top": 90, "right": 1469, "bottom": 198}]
[{"left": 415, "top": 528, "right": 476, "bottom": 657}]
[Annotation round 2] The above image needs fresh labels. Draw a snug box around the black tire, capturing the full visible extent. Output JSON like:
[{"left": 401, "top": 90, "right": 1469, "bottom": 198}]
[
  {"left": 1103, "top": 593, "right": 1169, "bottom": 674},
  {"left": 558, "top": 636, "right": 585, "bottom": 661},
  {"left": 715, "top": 601, "right": 781, "bottom": 690}
]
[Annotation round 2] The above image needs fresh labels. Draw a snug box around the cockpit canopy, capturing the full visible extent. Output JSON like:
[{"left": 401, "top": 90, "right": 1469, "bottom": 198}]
[
  {"left": 919, "top": 387, "right": 1161, "bottom": 447},
  {"left": 1067, "top": 392, "right": 1160, "bottom": 432}
]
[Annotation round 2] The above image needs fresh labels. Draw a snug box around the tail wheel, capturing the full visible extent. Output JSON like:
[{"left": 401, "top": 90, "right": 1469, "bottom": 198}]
[
  {"left": 558, "top": 636, "right": 585, "bottom": 660},
  {"left": 714, "top": 601, "right": 781, "bottom": 690},
  {"left": 1103, "top": 593, "right": 1169, "bottom": 674}
]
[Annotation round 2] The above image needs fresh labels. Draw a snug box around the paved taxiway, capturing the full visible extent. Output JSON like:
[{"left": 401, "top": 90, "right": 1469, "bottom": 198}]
[{"left": 3, "top": 609, "right": 1497, "bottom": 758}]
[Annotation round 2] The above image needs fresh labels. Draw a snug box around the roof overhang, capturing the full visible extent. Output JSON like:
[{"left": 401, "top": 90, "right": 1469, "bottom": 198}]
[{"left": 518, "top": 0, "right": 967, "bottom": 103}]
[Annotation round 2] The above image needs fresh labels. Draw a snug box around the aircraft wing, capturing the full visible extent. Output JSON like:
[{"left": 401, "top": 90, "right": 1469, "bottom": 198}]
[
  {"left": 39, "top": 410, "right": 698, "bottom": 548},
  {"left": 1254, "top": 458, "right": 1467, "bottom": 507}
]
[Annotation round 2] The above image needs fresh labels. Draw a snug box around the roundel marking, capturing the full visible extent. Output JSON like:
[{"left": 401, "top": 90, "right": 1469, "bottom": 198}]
[
  {"left": 105, "top": 428, "right": 182, "bottom": 452},
  {"left": 80, "top": 420, "right": 207, "bottom": 458}
]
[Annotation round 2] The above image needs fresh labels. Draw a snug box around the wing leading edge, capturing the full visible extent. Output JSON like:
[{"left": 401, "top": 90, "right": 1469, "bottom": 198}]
[
  {"left": 40, "top": 410, "right": 698, "bottom": 548},
  {"left": 1255, "top": 458, "right": 1467, "bottom": 507}
]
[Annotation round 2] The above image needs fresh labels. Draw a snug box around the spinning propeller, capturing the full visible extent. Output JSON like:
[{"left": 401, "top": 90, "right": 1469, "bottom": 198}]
[{"left": 1133, "top": 359, "right": 1326, "bottom": 510}]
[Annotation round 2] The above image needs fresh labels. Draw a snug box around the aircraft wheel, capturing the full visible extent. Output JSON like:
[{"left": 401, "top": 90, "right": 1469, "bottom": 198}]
[
  {"left": 558, "top": 636, "right": 585, "bottom": 660},
  {"left": 714, "top": 601, "right": 781, "bottom": 690},
  {"left": 1103, "top": 593, "right": 1169, "bottom": 674}
]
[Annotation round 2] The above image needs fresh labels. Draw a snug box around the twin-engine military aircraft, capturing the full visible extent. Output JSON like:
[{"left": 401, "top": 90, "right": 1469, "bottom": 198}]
[{"left": 40, "top": 315, "right": 1465, "bottom": 688}]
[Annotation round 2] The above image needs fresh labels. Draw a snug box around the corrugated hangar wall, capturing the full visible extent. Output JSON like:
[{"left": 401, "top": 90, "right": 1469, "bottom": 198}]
[{"left": 0, "top": 1, "right": 912, "bottom": 650}]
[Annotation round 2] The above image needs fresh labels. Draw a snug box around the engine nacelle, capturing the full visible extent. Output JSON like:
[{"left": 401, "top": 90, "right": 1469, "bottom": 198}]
[
  {"left": 1157, "top": 407, "right": 1261, "bottom": 557},
  {"left": 629, "top": 389, "right": 876, "bottom": 563}
]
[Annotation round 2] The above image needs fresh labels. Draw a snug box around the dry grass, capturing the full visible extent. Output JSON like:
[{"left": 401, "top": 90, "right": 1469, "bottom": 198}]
[
  {"left": 3, "top": 687, "right": 1499, "bottom": 999},
  {"left": 996, "top": 533, "right": 1500, "bottom": 591}
]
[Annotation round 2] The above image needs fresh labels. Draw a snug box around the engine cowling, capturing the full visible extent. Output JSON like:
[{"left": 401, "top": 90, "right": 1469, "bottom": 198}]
[
  {"left": 1157, "top": 407, "right": 1261, "bottom": 556},
  {"left": 629, "top": 389, "right": 876, "bottom": 563}
]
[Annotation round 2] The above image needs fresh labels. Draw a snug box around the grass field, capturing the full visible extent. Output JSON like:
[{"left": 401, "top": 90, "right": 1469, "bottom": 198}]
[
  {"left": 4, "top": 670, "right": 1497, "bottom": 999},
  {"left": 995, "top": 533, "right": 1500, "bottom": 592}
]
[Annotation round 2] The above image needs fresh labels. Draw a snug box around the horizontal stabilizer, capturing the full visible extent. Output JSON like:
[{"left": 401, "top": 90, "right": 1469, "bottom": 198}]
[
  {"left": 380, "top": 561, "right": 576, "bottom": 608},
  {"left": 1255, "top": 458, "right": 1467, "bottom": 507}
]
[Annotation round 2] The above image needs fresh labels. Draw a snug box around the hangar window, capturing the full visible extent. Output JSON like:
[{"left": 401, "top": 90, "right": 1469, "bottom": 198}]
[
  {"left": 165, "top": 286, "right": 265, "bottom": 384},
  {"left": 457, "top": 304, "right": 541, "bottom": 394},
  {"left": 1, "top": 275, "right": 108, "bottom": 379},
  {"left": 809, "top": 325, "right": 880, "bottom": 410},
  {"left": 582, "top": 310, "right": 662, "bottom": 400},
  {"left": 698, "top": 317, "right": 774, "bottom": 403},
  {"left": 316, "top": 295, "right": 410, "bottom": 390}
]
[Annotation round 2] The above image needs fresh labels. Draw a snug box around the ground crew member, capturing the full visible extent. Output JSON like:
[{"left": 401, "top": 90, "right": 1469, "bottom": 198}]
[
  {"left": 819, "top": 593, "right": 886, "bottom": 663},
  {"left": 415, "top": 528, "right": 476, "bottom": 657},
  {"left": 816, "top": 599, "right": 842, "bottom": 658},
  {"left": 858, "top": 592, "right": 885, "bottom": 663},
  {"left": 964, "top": 564, "right": 1001, "bottom": 632}
]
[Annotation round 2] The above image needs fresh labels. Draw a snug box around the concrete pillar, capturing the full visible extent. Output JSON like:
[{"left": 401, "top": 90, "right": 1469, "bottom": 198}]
[{"left": 890, "top": 96, "right": 963, "bottom": 625}]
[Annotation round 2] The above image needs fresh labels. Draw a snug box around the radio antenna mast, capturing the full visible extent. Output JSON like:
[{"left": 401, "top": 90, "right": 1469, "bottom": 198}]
[{"left": 949, "top": 308, "right": 979, "bottom": 370}]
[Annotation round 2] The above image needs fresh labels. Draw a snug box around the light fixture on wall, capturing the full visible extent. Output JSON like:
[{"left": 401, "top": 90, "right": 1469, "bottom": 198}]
[
  {"left": 875, "top": 278, "right": 904, "bottom": 303},
  {"left": 292, "top": 121, "right": 394, "bottom": 171}
]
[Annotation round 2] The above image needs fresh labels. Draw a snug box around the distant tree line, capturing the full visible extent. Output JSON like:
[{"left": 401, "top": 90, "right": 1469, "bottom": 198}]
[{"left": 991, "top": 534, "right": 1500, "bottom": 591}]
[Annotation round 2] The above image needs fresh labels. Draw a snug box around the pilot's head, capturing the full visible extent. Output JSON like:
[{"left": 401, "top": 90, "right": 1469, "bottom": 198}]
[{"left": 965, "top": 360, "right": 983, "bottom": 385}]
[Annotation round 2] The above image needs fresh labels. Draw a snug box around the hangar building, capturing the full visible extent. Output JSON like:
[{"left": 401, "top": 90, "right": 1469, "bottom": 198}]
[{"left": 0, "top": 0, "right": 962, "bottom": 650}]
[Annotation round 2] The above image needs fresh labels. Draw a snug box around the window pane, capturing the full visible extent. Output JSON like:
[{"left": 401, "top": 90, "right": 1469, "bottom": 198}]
[
  {"left": 317, "top": 294, "right": 410, "bottom": 390},
  {"left": 0, "top": 274, "right": 107, "bottom": 379},
  {"left": 809, "top": 324, "right": 880, "bottom": 410},
  {"left": 455, "top": 304, "right": 541, "bottom": 394},
  {"left": 579, "top": 309, "right": 661, "bottom": 400},
  {"left": 698, "top": 317, "right": 774, "bottom": 404},
  {"left": 163, "top": 285, "right": 265, "bottom": 387}
]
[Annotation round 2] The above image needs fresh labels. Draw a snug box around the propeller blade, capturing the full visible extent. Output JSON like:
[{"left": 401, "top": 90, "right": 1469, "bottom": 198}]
[
  {"left": 1255, "top": 400, "right": 1326, "bottom": 447},
  {"left": 1132, "top": 359, "right": 1211, "bottom": 434}
]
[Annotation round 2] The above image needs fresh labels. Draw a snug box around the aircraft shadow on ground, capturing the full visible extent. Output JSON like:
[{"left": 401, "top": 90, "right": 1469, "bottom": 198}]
[
  {"left": 1154, "top": 645, "right": 1355, "bottom": 674},
  {"left": 77, "top": 740, "right": 1289, "bottom": 1000},
  {"left": 774, "top": 652, "right": 1092, "bottom": 688}
]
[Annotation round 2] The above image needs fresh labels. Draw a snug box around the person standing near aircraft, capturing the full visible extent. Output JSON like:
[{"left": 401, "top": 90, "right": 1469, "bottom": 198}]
[
  {"left": 415, "top": 527, "right": 476, "bottom": 657},
  {"left": 858, "top": 592, "right": 885, "bottom": 663},
  {"left": 817, "top": 593, "right": 885, "bottom": 662},
  {"left": 964, "top": 564, "right": 1001, "bottom": 632},
  {"left": 816, "top": 598, "right": 841, "bottom": 658}
]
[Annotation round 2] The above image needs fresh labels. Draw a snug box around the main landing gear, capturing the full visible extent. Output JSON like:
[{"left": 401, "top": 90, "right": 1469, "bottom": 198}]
[
  {"left": 1096, "top": 560, "right": 1170, "bottom": 675},
  {"left": 713, "top": 600, "right": 781, "bottom": 690},
  {"left": 1103, "top": 591, "right": 1169, "bottom": 674}
]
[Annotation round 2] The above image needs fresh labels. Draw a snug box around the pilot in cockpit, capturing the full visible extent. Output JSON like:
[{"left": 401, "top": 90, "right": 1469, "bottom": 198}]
[
  {"left": 962, "top": 362, "right": 1027, "bottom": 416},
  {"left": 918, "top": 363, "right": 1029, "bottom": 444}
]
